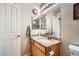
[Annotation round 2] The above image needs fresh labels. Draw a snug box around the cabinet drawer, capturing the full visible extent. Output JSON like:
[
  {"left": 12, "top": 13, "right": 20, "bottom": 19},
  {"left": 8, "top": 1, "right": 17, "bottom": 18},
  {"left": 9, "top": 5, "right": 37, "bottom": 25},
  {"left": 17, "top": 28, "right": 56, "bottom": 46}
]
[{"left": 34, "top": 42, "right": 45, "bottom": 53}]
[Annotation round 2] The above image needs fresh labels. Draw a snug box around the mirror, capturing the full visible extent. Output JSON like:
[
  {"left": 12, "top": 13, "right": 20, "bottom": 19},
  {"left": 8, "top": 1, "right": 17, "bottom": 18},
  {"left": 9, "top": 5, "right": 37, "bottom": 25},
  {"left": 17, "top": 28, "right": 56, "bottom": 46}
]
[
  {"left": 41, "top": 15, "right": 46, "bottom": 29},
  {"left": 31, "top": 3, "right": 61, "bottom": 38},
  {"left": 32, "top": 17, "right": 39, "bottom": 29},
  {"left": 32, "top": 14, "right": 46, "bottom": 30}
]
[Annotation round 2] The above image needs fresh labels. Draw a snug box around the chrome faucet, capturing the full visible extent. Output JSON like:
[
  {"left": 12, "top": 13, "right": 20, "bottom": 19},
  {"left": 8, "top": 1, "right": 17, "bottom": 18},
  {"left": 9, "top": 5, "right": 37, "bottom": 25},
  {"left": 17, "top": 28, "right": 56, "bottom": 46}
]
[{"left": 39, "top": 32, "right": 41, "bottom": 36}]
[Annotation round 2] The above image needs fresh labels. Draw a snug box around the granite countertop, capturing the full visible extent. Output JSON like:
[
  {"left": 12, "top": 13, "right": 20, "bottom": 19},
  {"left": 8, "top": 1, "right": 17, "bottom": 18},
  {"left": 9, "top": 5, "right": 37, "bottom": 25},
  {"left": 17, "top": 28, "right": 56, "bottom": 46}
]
[{"left": 31, "top": 36, "right": 61, "bottom": 47}]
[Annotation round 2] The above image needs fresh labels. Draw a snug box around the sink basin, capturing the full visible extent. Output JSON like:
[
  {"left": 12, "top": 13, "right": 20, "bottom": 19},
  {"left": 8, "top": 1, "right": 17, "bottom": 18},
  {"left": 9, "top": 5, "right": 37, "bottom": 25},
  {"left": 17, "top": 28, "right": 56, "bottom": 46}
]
[{"left": 38, "top": 37, "right": 53, "bottom": 44}]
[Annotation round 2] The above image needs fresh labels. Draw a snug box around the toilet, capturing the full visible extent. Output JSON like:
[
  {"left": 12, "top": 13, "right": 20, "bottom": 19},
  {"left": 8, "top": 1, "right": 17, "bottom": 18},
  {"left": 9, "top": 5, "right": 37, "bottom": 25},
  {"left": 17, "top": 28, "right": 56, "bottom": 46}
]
[{"left": 69, "top": 44, "right": 79, "bottom": 56}]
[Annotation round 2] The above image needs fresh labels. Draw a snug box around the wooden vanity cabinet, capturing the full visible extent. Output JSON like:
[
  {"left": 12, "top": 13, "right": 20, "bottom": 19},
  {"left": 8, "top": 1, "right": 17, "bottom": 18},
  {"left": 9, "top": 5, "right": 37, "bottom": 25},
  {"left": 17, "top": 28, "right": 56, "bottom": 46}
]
[
  {"left": 50, "top": 43, "right": 60, "bottom": 56},
  {"left": 31, "top": 44, "right": 37, "bottom": 56},
  {"left": 30, "top": 39, "right": 60, "bottom": 56}
]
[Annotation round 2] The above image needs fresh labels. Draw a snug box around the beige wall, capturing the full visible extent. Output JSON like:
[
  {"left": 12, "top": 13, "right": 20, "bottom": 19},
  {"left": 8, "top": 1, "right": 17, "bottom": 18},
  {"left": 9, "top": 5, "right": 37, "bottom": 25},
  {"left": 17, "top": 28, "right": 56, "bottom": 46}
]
[{"left": 60, "top": 3, "right": 79, "bottom": 56}]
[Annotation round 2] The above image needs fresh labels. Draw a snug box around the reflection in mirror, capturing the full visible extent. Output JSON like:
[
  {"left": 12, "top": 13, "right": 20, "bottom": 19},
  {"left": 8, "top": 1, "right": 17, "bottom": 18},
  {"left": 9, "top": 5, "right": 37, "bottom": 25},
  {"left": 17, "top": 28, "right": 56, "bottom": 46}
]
[
  {"left": 51, "top": 10, "right": 61, "bottom": 38},
  {"left": 41, "top": 15, "right": 46, "bottom": 29},
  {"left": 32, "top": 17, "right": 39, "bottom": 29}
]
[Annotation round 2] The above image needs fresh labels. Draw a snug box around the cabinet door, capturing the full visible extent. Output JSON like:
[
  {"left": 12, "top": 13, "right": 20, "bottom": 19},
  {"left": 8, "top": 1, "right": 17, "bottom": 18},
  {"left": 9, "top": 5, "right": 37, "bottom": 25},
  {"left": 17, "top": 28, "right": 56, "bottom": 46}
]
[
  {"left": 31, "top": 44, "right": 37, "bottom": 56},
  {"left": 31, "top": 39, "right": 36, "bottom": 56},
  {"left": 37, "top": 49, "right": 45, "bottom": 56},
  {"left": 51, "top": 44, "right": 60, "bottom": 56}
]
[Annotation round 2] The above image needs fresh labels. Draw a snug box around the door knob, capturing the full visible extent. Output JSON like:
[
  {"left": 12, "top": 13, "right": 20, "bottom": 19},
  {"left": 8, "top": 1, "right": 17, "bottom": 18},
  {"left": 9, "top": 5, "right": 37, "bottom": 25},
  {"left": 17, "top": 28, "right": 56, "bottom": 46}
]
[{"left": 17, "top": 35, "right": 20, "bottom": 37}]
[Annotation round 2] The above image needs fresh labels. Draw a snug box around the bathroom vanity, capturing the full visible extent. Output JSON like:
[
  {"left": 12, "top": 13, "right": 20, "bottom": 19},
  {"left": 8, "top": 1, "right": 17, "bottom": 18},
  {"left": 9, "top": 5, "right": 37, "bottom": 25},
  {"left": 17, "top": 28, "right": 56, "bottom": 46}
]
[
  {"left": 31, "top": 3, "right": 61, "bottom": 56},
  {"left": 30, "top": 36, "right": 61, "bottom": 56}
]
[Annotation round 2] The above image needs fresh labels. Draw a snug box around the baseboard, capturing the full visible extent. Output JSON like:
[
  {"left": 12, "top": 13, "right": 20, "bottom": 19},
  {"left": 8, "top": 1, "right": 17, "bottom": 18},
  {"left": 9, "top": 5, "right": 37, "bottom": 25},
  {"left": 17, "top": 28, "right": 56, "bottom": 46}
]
[{"left": 24, "top": 53, "right": 31, "bottom": 56}]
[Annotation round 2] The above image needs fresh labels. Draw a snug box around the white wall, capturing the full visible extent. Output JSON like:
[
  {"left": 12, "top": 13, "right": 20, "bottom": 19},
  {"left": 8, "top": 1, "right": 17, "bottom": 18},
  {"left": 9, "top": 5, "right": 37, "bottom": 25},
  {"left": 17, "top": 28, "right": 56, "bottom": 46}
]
[
  {"left": 21, "top": 4, "right": 32, "bottom": 55},
  {"left": 21, "top": 3, "right": 40, "bottom": 55},
  {"left": 60, "top": 3, "right": 79, "bottom": 55}
]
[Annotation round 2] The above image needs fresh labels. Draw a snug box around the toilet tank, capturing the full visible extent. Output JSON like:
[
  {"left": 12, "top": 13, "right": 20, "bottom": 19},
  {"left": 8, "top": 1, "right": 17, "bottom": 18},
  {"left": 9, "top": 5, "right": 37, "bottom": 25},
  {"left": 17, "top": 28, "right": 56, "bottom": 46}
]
[{"left": 69, "top": 44, "right": 79, "bottom": 56}]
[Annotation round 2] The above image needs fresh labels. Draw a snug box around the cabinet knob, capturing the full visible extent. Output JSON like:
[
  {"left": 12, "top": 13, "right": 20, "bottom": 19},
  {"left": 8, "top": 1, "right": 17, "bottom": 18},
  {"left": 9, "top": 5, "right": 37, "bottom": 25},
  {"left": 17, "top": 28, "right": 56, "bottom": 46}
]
[{"left": 48, "top": 47, "right": 51, "bottom": 52}]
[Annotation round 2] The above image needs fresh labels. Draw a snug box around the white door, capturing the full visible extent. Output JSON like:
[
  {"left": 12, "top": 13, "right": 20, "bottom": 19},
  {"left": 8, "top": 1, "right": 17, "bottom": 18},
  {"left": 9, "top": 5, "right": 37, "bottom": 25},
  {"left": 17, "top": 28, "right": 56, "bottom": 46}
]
[{"left": 0, "top": 4, "right": 21, "bottom": 56}]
